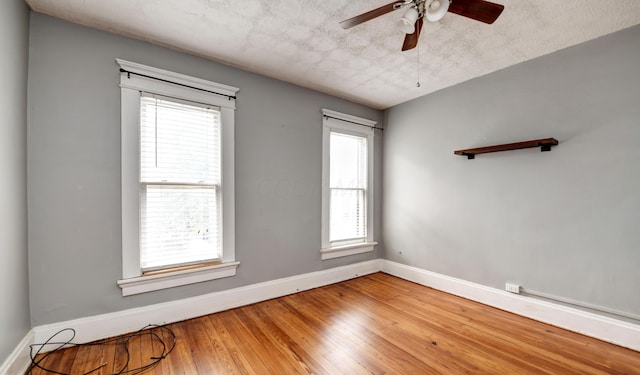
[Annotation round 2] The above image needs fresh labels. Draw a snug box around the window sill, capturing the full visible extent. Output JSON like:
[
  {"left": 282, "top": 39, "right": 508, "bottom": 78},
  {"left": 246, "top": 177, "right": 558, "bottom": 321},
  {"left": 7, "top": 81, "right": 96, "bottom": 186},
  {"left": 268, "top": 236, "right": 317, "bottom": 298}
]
[
  {"left": 320, "top": 242, "right": 377, "bottom": 260},
  {"left": 117, "top": 261, "right": 240, "bottom": 296}
]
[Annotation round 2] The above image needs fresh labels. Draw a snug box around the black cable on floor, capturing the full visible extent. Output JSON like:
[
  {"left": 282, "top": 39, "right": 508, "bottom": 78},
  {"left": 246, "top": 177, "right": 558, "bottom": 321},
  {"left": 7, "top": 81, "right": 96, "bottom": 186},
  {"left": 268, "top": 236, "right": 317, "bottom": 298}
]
[{"left": 28, "top": 324, "right": 176, "bottom": 375}]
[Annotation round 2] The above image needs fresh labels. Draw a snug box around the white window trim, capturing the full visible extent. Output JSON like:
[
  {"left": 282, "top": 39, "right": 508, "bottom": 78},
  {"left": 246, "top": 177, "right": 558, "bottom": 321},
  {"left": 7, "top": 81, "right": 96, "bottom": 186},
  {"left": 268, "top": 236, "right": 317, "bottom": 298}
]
[
  {"left": 321, "top": 109, "right": 377, "bottom": 260},
  {"left": 117, "top": 59, "right": 239, "bottom": 295},
  {"left": 117, "top": 262, "right": 240, "bottom": 296}
]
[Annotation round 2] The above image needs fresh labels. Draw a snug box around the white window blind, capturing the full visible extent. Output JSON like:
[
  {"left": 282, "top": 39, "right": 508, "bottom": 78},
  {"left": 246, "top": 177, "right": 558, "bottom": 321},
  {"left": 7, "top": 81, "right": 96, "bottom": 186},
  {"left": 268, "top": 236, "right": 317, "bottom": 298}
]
[
  {"left": 139, "top": 94, "right": 222, "bottom": 271},
  {"left": 329, "top": 131, "right": 367, "bottom": 244}
]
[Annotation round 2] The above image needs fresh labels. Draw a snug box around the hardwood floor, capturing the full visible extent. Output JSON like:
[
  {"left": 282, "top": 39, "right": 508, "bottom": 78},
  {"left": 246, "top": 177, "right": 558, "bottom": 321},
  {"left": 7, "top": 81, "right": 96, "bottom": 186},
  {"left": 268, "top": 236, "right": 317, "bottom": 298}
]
[{"left": 29, "top": 273, "right": 640, "bottom": 374}]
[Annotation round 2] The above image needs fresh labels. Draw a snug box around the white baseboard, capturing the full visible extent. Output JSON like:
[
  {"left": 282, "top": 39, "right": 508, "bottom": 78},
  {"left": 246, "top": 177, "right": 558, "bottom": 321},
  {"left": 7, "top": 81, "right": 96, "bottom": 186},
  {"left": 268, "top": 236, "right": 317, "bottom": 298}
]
[
  {"left": 33, "top": 260, "right": 382, "bottom": 346},
  {"left": 381, "top": 260, "right": 640, "bottom": 352},
  {"left": 27, "top": 259, "right": 640, "bottom": 357},
  {"left": 0, "top": 329, "right": 34, "bottom": 375}
]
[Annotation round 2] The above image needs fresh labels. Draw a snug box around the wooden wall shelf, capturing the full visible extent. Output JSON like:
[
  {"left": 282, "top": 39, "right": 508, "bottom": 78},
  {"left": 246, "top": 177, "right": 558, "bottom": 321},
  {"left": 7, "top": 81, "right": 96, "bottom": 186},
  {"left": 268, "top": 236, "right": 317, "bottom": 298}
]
[{"left": 454, "top": 138, "right": 558, "bottom": 159}]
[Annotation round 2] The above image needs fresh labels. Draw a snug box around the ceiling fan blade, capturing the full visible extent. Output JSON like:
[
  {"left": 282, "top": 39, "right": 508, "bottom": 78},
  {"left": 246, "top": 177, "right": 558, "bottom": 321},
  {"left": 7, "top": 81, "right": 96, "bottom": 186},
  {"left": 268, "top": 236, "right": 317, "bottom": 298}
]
[
  {"left": 340, "top": 1, "right": 404, "bottom": 29},
  {"left": 401, "top": 17, "right": 423, "bottom": 51},
  {"left": 447, "top": 0, "right": 504, "bottom": 24}
]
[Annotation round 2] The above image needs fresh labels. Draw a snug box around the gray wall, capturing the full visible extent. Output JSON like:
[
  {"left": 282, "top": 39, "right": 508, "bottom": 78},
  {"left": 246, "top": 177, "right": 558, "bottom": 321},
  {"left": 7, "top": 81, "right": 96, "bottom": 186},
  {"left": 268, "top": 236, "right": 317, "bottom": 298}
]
[
  {"left": 0, "top": 0, "right": 31, "bottom": 363},
  {"left": 383, "top": 25, "right": 640, "bottom": 315},
  {"left": 27, "top": 13, "right": 382, "bottom": 325}
]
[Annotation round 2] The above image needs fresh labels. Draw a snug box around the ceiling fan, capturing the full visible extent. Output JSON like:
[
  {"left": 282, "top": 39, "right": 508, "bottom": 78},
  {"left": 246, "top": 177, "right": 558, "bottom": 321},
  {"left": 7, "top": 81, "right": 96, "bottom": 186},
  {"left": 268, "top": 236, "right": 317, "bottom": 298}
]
[{"left": 339, "top": 0, "right": 504, "bottom": 51}]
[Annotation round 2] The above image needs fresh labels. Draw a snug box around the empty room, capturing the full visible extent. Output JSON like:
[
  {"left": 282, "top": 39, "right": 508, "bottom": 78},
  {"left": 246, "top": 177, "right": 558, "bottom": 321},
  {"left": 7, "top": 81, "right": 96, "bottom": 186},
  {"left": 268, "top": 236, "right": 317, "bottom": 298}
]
[{"left": 2, "top": 0, "right": 640, "bottom": 373}]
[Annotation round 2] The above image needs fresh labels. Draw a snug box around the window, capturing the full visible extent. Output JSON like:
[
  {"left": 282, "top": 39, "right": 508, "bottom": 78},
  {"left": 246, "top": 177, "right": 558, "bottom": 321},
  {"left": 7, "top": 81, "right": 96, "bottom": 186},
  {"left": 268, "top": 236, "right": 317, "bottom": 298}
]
[
  {"left": 117, "top": 59, "right": 239, "bottom": 296},
  {"left": 321, "top": 109, "right": 377, "bottom": 260},
  {"left": 330, "top": 132, "right": 367, "bottom": 244},
  {"left": 139, "top": 95, "right": 221, "bottom": 271}
]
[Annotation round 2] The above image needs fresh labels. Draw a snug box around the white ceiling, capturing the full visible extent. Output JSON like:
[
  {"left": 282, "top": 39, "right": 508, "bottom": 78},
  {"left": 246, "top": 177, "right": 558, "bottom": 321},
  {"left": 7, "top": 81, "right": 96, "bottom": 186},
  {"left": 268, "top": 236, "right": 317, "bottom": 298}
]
[{"left": 25, "top": 0, "right": 640, "bottom": 109}]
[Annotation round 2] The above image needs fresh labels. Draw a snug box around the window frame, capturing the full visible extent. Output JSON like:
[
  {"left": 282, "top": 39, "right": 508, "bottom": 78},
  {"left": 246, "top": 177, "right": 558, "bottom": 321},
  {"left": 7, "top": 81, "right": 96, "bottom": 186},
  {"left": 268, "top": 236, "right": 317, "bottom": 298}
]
[
  {"left": 321, "top": 109, "right": 377, "bottom": 260},
  {"left": 117, "top": 59, "right": 239, "bottom": 296}
]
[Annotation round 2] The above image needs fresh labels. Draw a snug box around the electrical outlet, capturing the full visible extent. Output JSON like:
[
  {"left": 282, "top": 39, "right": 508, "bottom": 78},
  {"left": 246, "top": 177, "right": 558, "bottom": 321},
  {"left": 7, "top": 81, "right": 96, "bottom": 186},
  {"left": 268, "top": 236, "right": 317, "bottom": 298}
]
[{"left": 505, "top": 283, "right": 521, "bottom": 294}]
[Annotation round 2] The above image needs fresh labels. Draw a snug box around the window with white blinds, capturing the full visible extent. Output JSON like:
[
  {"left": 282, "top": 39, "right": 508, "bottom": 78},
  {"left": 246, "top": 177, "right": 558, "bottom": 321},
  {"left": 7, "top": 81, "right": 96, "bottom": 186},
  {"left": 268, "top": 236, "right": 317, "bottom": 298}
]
[
  {"left": 321, "top": 109, "right": 377, "bottom": 260},
  {"left": 139, "top": 95, "right": 222, "bottom": 271},
  {"left": 118, "top": 59, "right": 238, "bottom": 296},
  {"left": 329, "top": 132, "right": 367, "bottom": 244}
]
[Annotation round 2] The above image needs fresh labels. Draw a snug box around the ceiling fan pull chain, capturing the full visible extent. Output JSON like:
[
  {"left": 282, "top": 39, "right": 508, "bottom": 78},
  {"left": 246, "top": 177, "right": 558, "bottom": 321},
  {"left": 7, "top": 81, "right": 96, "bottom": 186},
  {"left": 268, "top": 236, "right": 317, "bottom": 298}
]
[{"left": 416, "top": 42, "right": 421, "bottom": 87}]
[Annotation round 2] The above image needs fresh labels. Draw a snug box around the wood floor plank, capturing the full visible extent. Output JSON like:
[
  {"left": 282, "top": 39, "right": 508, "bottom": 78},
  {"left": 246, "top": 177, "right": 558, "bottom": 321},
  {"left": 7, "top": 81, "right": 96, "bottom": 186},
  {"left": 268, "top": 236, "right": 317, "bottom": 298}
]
[
  {"left": 125, "top": 331, "right": 144, "bottom": 373},
  {"left": 66, "top": 343, "right": 92, "bottom": 374},
  {"left": 111, "top": 337, "right": 129, "bottom": 374},
  {"left": 158, "top": 324, "right": 181, "bottom": 375},
  {"left": 28, "top": 350, "right": 56, "bottom": 375},
  {"left": 356, "top": 273, "right": 636, "bottom": 374},
  {"left": 313, "top": 282, "right": 475, "bottom": 374},
  {"left": 165, "top": 322, "right": 199, "bottom": 374},
  {"left": 343, "top": 278, "right": 567, "bottom": 373},
  {"left": 259, "top": 299, "right": 347, "bottom": 374},
  {"left": 233, "top": 307, "right": 312, "bottom": 374},
  {"left": 245, "top": 303, "right": 330, "bottom": 374},
  {"left": 284, "top": 290, "right": 398, "bottom": 374},
  {"left": 55, "top": 345, "right": 79, "bottom": 374},
  {"left": 270, "top": 297, "right": 374, "bottom": 375},
  {"left": 26, "top": 273, "right": 640, "bottom": 374},
  {"left": 211, "top": 308, "right": 274, "bottom": 374},
  {"left": 205, "top": 313, "right": 256, "bottom": 374},
  {"left": 147, "top": 327, "right": 169, "bottom": 375},
  {"left": 197, "top": 314, "right": 244, "bottom": 375},
  {"left": 354, "top": 275, "right": 612, "bottom": 374},
  {"left": 98, "top": 339, "right": 117, "bottom": 375},
  {"left": 139, "top": 328, "right": 164, "bottom": 374},
  {"left": 181, "top": 317, "right": 224, "bottom": 374},
  {"left": 81, "top": 341, "right": 105, "bottom": 374}
]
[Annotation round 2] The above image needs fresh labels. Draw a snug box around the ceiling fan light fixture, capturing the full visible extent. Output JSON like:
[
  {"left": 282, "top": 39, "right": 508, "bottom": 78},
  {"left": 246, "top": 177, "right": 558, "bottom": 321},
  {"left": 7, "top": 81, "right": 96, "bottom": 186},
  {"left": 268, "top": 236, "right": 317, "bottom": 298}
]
[
  {"left": 398, "top": 7, "right": 419, "bottom": 34},
  {"left": 425, "top": 0, "right": 449, "bottom": 22}
]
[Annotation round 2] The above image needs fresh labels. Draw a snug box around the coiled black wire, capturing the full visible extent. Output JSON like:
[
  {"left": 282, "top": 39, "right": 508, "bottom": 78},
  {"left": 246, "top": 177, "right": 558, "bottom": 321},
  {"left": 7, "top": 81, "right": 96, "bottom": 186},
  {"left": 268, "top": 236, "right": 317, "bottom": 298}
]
[{"left": 28, "top": 324, "right": 176, "bottom": 375}]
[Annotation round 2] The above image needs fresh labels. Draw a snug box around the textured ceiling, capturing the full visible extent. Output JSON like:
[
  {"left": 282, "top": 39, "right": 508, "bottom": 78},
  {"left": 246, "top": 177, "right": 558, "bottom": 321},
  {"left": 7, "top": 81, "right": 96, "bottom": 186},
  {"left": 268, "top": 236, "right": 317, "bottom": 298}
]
[{"left": 25, "top": 0, "right": 640, "bottom": 109}]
